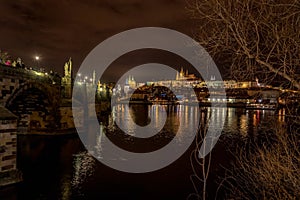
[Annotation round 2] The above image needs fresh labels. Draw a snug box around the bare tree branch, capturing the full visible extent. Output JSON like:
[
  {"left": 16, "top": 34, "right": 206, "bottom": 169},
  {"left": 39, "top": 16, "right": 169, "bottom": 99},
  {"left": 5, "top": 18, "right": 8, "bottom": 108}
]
[{"left": 187, "top": 0, "right": 300, "bottom": 89}]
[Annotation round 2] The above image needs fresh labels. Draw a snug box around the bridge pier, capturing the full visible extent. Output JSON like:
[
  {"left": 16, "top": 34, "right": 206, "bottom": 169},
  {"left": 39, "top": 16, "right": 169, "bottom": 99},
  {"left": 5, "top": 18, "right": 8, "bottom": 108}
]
[{"left": 0, "top": 106, "right": 22, "bottom": 187}]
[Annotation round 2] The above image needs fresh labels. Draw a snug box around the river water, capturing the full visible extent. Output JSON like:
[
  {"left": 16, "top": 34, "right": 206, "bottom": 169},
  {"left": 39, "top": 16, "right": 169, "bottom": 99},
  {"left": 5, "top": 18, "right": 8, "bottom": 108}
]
[{"left": 0, "top": 105, "right": 286, "bottom": 200}]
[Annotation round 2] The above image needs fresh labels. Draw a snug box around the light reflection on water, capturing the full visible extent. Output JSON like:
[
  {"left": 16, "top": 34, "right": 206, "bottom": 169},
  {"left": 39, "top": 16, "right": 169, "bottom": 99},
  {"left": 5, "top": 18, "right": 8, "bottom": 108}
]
[
  {"left": 91, "top": 105, "right": 282, "bottom": 165},
  {"left": 9, "top": 105, "right": 287, "bottom": 200},
  {"left": 96, "top": 105, "right": 281, "bottom": 145},
  {"left": 71, "top": 152, "right": 95, "bottom": 190},
  {"left": 88, "top": 104, "right": 201, "bottom": 167}
]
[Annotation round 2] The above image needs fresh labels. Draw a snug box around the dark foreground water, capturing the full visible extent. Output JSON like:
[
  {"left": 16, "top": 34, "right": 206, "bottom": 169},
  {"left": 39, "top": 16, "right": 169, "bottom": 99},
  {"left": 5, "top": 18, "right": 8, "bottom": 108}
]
[{"left": 0, "top": 105, "right": 285, "bottom": 200}]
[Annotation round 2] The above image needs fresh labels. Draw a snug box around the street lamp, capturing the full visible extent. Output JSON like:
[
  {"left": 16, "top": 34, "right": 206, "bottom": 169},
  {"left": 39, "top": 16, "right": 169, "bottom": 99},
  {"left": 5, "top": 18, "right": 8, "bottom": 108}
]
[{"left": 35, "top": 56, "right": 40, "bottom": 68}]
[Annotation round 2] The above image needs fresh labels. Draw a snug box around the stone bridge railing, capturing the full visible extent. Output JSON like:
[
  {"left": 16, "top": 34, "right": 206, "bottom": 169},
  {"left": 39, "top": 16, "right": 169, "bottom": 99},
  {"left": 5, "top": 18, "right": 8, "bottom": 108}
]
[{"left": 0, "top": 64, "right": 61, "bottom": 106}]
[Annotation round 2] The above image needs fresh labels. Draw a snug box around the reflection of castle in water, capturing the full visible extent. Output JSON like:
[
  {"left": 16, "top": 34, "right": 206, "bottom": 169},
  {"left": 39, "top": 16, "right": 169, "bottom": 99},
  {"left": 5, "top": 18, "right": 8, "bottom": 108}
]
[{"left": 92, "top": 104, "right": 282, "bottom": 157}]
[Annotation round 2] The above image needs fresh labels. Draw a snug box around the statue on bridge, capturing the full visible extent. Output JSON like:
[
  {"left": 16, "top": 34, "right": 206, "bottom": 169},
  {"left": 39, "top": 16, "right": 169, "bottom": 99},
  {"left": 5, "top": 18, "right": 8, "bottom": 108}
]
[
  {"left": 62, "top": 57, "right": 73, "bottom": 99},
  {"left": 64, "top": 57, "right": 72, "bottom": 77}
]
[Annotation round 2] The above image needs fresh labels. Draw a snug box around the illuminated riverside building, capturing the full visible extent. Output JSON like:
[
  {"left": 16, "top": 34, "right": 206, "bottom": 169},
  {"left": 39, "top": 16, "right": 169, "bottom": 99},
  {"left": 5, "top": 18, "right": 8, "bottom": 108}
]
[
  {"left": 203, "top": 80, "right": 260, "bottom": 89},
  {"left": 116, "top": 68, "right": 281, "bottom": 106},
  {"left": 136, "top": 67, "right": 201, "bottom": 89},
  {"left": 123, "top": 67, "right": 262, "bottom": 90},
  {"left": 74, "top": 67, "right": 278, "bottom": 104}
]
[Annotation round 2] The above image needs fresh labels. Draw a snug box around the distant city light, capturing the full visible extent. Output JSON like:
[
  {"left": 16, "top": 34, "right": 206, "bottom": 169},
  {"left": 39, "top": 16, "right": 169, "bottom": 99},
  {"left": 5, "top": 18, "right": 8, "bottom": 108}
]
[{"left": 35, "top": 56, "right": 40, "bottom": 60}]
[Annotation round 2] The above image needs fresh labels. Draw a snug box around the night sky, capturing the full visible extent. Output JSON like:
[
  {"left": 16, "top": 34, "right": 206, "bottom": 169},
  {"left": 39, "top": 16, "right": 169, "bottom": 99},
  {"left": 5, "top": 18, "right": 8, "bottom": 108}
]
[{"left": 0, "top": 0, "right": 196, "bottom": 78}]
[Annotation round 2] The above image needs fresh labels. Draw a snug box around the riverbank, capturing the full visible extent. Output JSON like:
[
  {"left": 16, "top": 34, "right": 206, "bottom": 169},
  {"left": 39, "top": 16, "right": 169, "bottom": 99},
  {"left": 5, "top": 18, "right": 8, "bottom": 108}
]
[{"left": 117, "top": 100, "right": 258, "bottom": 108}]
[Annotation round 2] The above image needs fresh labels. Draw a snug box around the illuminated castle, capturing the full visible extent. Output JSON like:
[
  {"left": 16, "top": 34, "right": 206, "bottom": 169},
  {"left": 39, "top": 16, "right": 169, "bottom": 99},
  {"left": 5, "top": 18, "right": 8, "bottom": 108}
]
[
  {"left": 175, "top": 67, "right": 197, "bottom": 81},
  {"left": 126, "top": 75, "right": 136, "bottom": 88}
]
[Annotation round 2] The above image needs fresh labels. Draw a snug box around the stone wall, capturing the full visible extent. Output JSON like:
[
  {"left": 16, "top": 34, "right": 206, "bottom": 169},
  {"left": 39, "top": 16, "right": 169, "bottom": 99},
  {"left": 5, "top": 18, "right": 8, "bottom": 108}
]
[
  {"left": 0, "top": 119, "right": 17, "bottom": 173},
  {"left": 0, "top": 107, "right": 22, "bottom": 186},
  {"left": 0, "top": 76, "right": 20, "bottom": 106},
  {"left": 60, "top": 106, "right": 83, "bottom": 129}
]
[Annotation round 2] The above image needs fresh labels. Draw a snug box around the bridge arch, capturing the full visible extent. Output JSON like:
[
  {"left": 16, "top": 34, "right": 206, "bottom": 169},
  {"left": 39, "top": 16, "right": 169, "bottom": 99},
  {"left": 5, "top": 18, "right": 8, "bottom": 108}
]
[{"left": 5, "top": 81, "right": 61, "bottom": 133}]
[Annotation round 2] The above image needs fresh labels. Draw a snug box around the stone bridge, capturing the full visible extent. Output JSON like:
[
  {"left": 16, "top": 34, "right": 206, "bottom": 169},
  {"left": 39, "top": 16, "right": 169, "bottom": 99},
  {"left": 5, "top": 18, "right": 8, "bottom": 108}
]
[{"left": 0, "top": 64, "right": 63, "bottom": 133}]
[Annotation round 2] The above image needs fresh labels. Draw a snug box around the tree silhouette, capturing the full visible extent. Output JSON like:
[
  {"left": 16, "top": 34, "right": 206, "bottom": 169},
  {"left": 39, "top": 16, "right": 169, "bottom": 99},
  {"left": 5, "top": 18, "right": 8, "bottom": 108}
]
[{"left": 188, "top": 0, "right": 300, "bottom": 89}]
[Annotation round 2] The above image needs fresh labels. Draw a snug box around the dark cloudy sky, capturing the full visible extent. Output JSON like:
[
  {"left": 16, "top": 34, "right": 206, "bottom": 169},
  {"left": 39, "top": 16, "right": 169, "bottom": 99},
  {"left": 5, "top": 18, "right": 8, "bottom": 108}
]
[{"left": 0, "top": 0, "right": 196, "bottom": 77}]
